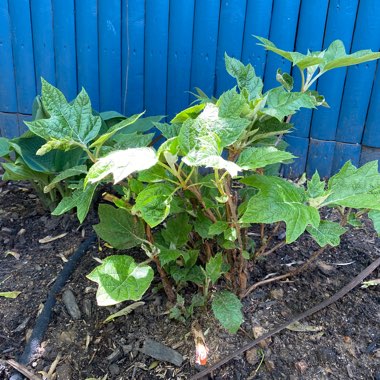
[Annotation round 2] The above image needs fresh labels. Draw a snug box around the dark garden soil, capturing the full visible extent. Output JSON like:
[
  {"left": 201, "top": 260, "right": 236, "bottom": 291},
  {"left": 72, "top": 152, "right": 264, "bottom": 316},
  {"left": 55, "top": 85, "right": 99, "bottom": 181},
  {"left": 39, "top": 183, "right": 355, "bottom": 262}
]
[{"left": 0, "top": 180, "right": 379, "bottom": 380}]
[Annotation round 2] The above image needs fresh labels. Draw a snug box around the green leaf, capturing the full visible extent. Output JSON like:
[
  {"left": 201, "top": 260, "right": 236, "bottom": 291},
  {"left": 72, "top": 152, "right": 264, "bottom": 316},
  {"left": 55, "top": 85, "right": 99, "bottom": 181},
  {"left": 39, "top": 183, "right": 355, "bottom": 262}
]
[
  {"left": 52, "top": 180, "right": 97, "bottom": 223},
  {"left": 87, "top": 255, "right": 153, "bottom": 306},
  {"left": 322, "top": 161, "right": 380, "bottom": 210},
  {"left": 255, "top": 36, "right": 324, "bottom": 70},
  {"left": 132, "top": 183, "right": 175, "bottom": 227},
  {"left": 85, "top": 147, "right": 158, "bottom": 185},
  {"left": 212, "top": 290, "right": 243, "bottom": 334},
  {"left": 240, "top": 175, "right": 320, "bottom": 243},
  {"left": 94, "top": 204, "right": 145, "bottom": 249},
  {"left": 2, "top": 159, "right": 48, "bottom": 182},
  {"left": 250, "top": 117, "right": 292, "bottom": 143},
  {"left": 120, "top": 115, "right": 164, "bottom": 134},
  {"left": 306, "top": 221, "right": 346, "bottom": 247},
  {"left": 15, "top": 135, "right": 85, "bottom": 173},
  {"left": 138, "top": 164, "right": 167, "bottom": 183},
  {"left": 347, "top": 213, "right": 362, "bottom": 227},
  {"left": 194, "top": 213, "right": 213, "bottom": 239},
  {"left": 276, "top": 69, "right": 294, "bottom": 91},
  {"left": 307, "top": 171, "right": 326, "bottom": 198},
  {"left": 171, "top": 104, "right": 205, "bottom": 123},
  {"left": 321, "top": 40, "right": 380, "bottom": 72},
  {"left": 262, "top": 87, "right": 316, "bottom": 121},
  {"left": 217, "top": 88, "right": 247, "bottom": 118},
  {"left": 90, "top": 113, "right": 144, "bottom": 148},
  {"left": 26, "top": 79, "right": 102, "bottom": 148},
  {"left": 208, "top": 221, "right": 229, "bottom": 236},
  {"left": 112, "top": 132, "right": 155, "bottom": 149},
  {"left": 157, "top": 246, "right": 183, "bottom": 267},
  {"left": 0, "top": 291, "right": 21, "bottom": 299},
  {"left": 368, "top": 210, "right": 380, "bottom": 236},
  {"left": 161, "top": 213, "right": 192, "bottom": 248},
  {"left": 237, "top": 146, "right": 294, "bottom": 170},
  {"left": 225, "top": 53, "right": 263, "bottom": 100},
  {"left": 154, "top": 122, "right": 181, "bottom": 139},
  {"left": 0, "top": 137, "right": 10, "bottom": 157},
  {"left": 44, "top": 165, "right": 87, "bottom": 193},
  {"left": 206, "top": 252, "right": 224, "bottom": 284}
]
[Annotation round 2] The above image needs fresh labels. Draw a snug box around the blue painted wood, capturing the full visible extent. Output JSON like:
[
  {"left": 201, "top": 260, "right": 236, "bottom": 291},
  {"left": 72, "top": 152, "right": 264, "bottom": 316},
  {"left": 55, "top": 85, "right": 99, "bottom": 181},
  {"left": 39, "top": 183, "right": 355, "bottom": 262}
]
[
  {"left": 0, "top": 112, "right": 18, "bottom": 138},
  {"left": 8, "top": 0, "right": 36, "bottom": 114},
  {"left": 0, "top": 0, "right": 17, "bottom": 112},
  {"left": 98, "top": 0, "right": 121, "bottom": 112},
  {"left": 122, "top": 0, "right": 144, "bottom": 115},
  {"left": 360, "top": 146, "right": 380, "bottom": 166},
  {"left": 166, "top": 0, "right": 195, "bottom": 117},
  {"left": 215, "top": 0, "right": 247, "bottom": 96},
  {"left": 336, "top": 0, "right": 380, "bottom": 144},
  {"left": 144, "top": 0, "right": 169, "bottom": 116},
  {"left": 190, "top": 0, "right": 220, "bottom": 97},
  {"left": 291, "top": 0, "right": 329, "bottom": 138},
  {"left": 30, "top": 0, "right": 55, "bottom": 93},
  {"left": 310, "top": 0, "right": 359, "bottom": 141},
  {"left": 282, "top": 135, "right": 308, "bottom": 178},
  {"left": 363, "top": 63, "right": 380, "bottom": 148},
  {"left": 17, "top": 113, "right": 32, "bottom": 135},
  {"left": 241, "top": 0, "right": 273, "bottom": 78},
  {"left": 332, "top": 142, "right": 361, "bottom": 174},
  {"left": 306, "top": 139, "right": 336, "bottom": 178},
  {"left": 263, "top": 0, "right": 301, "bottom": 91},
  {"left": 76, "top": 0, "right": 99, "bottom": 111},
  {"left": 52, "top": 0, "right": 77, "bottom": 101}
]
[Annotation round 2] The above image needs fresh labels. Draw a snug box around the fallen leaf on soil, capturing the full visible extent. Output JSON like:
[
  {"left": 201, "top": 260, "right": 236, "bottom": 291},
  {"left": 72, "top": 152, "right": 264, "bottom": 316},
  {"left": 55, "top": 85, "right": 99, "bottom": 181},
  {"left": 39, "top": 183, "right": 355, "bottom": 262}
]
[
  {"left": 39, "top": 232, "right": 68, "bottom": 244},
  {"left": 361, "top": 278, "right": 380, "bottom": 288},
  {"left": 246, "top": 347, "right": 259, "bottom": 365},
  {"left": 192, "top": 321, "right": 209, "bottom": 365},
  {"left": 295, "top": 360, "right": 308, "bottom": 373},
  {"left": 0, "top": 291, "right": 21, "bottom": 298},
  {"left": 103, "top": 301, "right": 145, "bottom": 323},
  {"left": 252, "top": 326, "right": 271, "bottom": 348},
  {"left": 286, "top": 321, "right": 323, "bottom": 332},
  {"left": 4, "top": 250, "right": 20, "bottom": 260}
]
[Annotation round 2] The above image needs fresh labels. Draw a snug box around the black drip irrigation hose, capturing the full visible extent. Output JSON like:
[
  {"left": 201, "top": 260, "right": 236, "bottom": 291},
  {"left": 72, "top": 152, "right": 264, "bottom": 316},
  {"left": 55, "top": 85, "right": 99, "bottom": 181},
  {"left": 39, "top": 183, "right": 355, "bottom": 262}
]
[{"left": 10, "top": 234, "right": 96, "bottom": 380}]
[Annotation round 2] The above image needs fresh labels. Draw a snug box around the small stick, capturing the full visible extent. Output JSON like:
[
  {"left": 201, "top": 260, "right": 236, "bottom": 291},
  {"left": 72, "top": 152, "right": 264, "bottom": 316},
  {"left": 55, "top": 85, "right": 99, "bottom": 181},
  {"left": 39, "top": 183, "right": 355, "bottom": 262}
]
[
  {"left": 47, "top": 352, "right": 62, "bottom": 378},
  {"left": 243, "top": 246, "right": 325, "bottom": 298},
  {"left": 6, "top": 359, "right": 41, "bottom": 380},
  {"left": 189, "top": 255, "right": 380, "bottom": 380},
  {"left": 259, "top": 241, "right": 285, "bottom": 258}
]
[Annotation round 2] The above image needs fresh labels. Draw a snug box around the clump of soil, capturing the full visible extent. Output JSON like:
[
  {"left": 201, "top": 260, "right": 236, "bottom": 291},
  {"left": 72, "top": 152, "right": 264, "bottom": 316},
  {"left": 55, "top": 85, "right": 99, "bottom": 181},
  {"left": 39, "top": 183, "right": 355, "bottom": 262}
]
[{"left": 0, "top": 181, "right": 379, "bottom": 379}]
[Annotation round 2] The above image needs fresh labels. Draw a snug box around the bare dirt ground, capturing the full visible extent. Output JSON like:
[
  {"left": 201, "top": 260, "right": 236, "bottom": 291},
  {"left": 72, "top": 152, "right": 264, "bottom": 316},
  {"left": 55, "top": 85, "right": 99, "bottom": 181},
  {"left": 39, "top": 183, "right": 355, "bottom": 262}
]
[{"left": 0, "top": 181, "right": 379, "bottom": 379}]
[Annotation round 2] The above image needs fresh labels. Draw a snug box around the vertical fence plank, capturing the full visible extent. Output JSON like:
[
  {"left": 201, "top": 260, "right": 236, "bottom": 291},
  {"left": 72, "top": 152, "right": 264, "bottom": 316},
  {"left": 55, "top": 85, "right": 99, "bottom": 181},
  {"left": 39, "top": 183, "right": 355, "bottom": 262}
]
[
  {"left": 17, "top": 113, "right": 32, "bottom": 135},
  {"left": 282, "top": 135, "right": 309, "bottom": 178},
  {"left": 335, "top": 0, "right": 380, "bottom": 144},
  {"left": 0, "top": 112, "right": 18, "bottom": 138},
  {"left": 215, "top": 0, "right": 247, "bottom": 96},
  {"left": 30, "top": 0, "right": 55, "bottom": 93},
  {"left": 291, "top": 0, "right": 329, "bottom": 138},
  {"left": 8, "top": 0, "right": 36, "bottom": 114},
  {"left": 76, "top": 0, "right": 99, "bottom": 111},
  {"left": 263, "top": 0, "right": 301, "bottom": 91},
  {"left": 122, "top": 0, "right": 144, "bottom": 115},
  {"left": 144, "top": 0, "right": 169, "bottom": 116},
  {"left": 52, "top": 0, "right": 77, "bottom": 101},
  {"left": 190, "top": 0, "right": 220, "bottom": 97},
  {"left": 241, "top": 0, "right": 272, "bottom": 77},
  {"left": 166, "top": 0, "right": 195, "bottom": 117},
  {"left": 363, "top": 63, "right": 380, "bottom": 148},
  {"left": 360, "top": 146, "right": 380, "bottom": 166},
  {"left": 98, "top": 0, "right": 121, "bottom": 112},
  {"left": 332, "top": 142, "right": 361, "bottom": 174},
  {"left": 306, "top": 139, "right": 336, "bottom": 178},
  {"left": 310, "top": 0, "right": 359, "bottom": 141},
  {"left": 0, "top": 0, "right": 17, "bottom": 113}
]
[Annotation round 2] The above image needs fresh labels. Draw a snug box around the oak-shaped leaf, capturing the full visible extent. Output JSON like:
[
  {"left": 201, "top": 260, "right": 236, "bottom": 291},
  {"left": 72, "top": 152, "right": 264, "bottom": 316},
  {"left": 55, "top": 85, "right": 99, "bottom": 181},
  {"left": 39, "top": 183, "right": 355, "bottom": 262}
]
[
  {"left": 87, "top": 255, "right": 153, "bottom": 306},
  {"left": 212, "top": 291, "right": 243, "bottom": 334},
  {"left": 94, "top": 204, "right": 145, "bottom": 249}
]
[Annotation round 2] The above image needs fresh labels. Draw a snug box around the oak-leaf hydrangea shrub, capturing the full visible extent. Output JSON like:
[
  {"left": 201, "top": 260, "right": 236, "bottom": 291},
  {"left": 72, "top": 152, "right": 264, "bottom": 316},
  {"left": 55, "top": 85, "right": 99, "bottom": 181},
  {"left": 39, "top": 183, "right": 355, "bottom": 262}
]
[{"left": 5, "top": 38, "right": 380, "bottom": 333}]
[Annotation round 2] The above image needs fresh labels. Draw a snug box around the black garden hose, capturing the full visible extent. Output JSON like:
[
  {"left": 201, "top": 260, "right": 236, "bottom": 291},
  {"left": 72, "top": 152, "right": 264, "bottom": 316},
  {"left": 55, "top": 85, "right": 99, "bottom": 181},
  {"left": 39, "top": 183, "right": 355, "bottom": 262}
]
[{"left": 10, "top": 234, "right": 96, "bottom": 380}]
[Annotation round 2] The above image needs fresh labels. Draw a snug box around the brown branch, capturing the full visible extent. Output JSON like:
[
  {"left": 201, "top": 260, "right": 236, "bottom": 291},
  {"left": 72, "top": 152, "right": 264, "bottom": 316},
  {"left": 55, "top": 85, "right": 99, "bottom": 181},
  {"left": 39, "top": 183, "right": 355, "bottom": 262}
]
[
  {"left": 189, "top": 255, "right": 380, "bottom": 380},
  {"left": 243, "top": 246, "right": 326, "bottom": 298},
  {"left": 145, "top": 224, "right": 176, "bottom": 303},
  {"left": 259, "top": 241, "right": 286, "bottom": 258},
  {"left": 7, "top": 359, "right": 41, "bottom": 380}
]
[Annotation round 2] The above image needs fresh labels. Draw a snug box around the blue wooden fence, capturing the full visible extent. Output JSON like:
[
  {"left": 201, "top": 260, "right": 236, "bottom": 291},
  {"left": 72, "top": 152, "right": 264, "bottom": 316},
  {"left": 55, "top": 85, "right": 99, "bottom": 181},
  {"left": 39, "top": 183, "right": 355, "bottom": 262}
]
[{"left": 0, "top": 0, "right": 379, "bottom": 177}]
